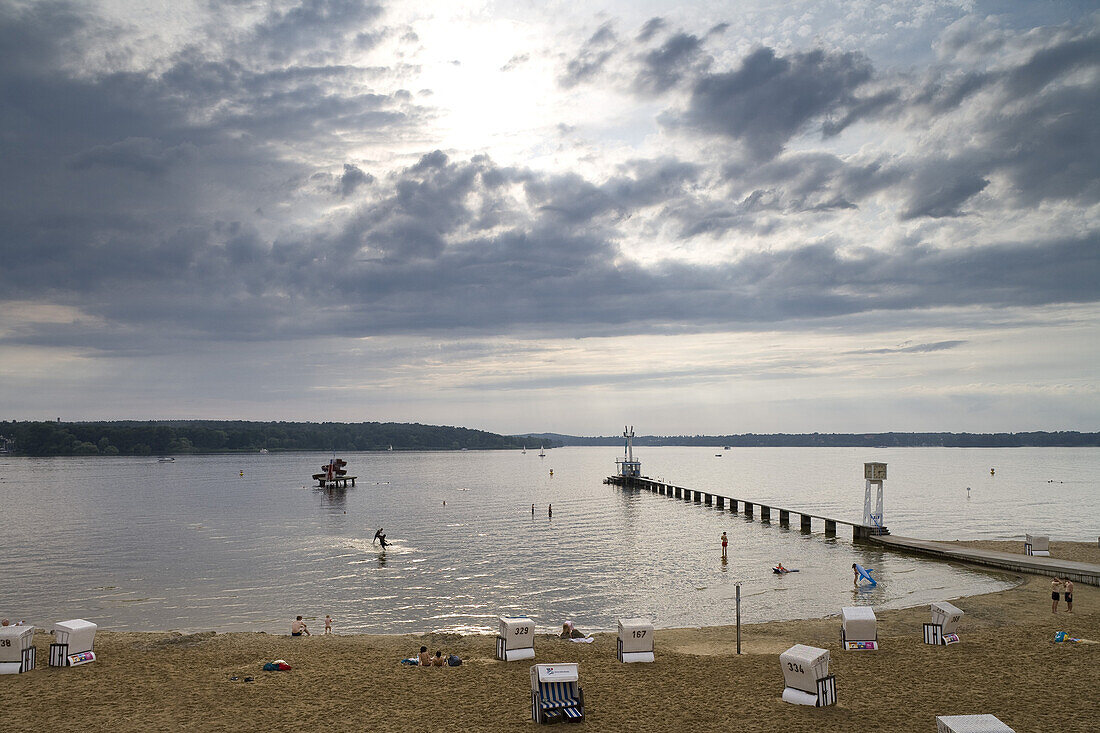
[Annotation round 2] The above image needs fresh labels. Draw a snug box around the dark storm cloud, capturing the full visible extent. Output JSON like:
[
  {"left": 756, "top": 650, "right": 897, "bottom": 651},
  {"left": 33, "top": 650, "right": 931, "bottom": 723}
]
[
  {"left": 67, "top": 138, "right": 196, "bottom": 176},
  {"left": 676, "top": 47, "right": 876, "bottom": 160},
  {"left": 337, "top": 163, "right": 375, "bottom": 197}
]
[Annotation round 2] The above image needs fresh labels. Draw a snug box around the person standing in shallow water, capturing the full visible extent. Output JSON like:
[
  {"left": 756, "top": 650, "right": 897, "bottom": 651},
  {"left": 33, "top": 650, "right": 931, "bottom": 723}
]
[
  {"left": 548, "top": 504, "right": 552, "bottom": 519},
  {"left": 721, "top": 531, "right": 728, "bottom": 558}
]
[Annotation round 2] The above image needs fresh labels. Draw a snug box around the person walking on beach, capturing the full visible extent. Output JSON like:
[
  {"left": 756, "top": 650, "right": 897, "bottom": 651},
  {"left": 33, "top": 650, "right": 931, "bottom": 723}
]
[
  {"left": 291, "top": 616, "right": 311, "bottom": 636},
  {"left": 721, "top": 532, "right": 728, "bottom": 559},
  {"left": 324, "top": 615, "right": 333, "bottom": 634},
  {"left": 1064, "top": 578, "right": 1074, "bottom": 613},
  {"left": 1051, "top": 577, "right": 1062, "bottom": 613}
]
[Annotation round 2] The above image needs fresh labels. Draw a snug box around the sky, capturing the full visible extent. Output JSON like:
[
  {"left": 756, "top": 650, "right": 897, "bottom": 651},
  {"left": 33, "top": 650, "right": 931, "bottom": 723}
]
[{"left": 1, "top": 0, "right": 1098, "bottom": 435}]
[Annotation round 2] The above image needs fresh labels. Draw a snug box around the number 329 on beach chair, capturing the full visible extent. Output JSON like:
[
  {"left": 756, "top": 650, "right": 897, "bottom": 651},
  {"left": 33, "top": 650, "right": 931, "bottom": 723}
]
[{"left": 530, "top": 664, "right": 585, "bottom": 724}]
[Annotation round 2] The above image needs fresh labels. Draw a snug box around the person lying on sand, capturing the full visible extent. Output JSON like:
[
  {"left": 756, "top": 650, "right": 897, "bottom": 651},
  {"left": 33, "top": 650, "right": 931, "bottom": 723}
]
[{"left": 560, "top": 621, "right": 588, "bottom": 639}]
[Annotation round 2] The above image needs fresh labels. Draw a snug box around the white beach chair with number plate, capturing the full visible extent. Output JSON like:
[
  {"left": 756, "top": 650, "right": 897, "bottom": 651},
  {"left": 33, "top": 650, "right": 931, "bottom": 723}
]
[
  {"left": 496, "top": 615, "right": 535, "bottom": 661},
  {"left": 780, "top": 644, "right": 835, "bottom": 706},
  {"left": 925, "top": 601, "right": 964, "bottom": 645},
  {"left": 0, "top": 625, "right": 36, "bottom": 674},
  {"left": 617, "top": 618, "right": 654, "bottom": 663}
]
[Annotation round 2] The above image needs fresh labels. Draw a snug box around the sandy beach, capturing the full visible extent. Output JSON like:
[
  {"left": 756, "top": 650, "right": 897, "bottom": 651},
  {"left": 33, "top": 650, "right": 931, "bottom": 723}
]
[{"left": 3, "top": 543, "right": 1098, "bottom": 732}]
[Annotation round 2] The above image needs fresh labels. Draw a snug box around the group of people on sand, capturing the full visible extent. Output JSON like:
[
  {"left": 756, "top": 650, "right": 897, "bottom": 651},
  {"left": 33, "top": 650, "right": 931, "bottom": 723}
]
[
  {"left": 1052, "top": 577, "right": 1074, "bottom": 613},
  {"left": 416, "top": 646, "right": 452, "bottom": 666},
  {"left": 291, "top": 614, "right": 334, "bottom": 636}
]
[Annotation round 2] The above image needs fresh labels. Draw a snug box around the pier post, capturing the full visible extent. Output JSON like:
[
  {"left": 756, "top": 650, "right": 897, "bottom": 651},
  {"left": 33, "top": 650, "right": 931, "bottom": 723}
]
[
  {"left": 693, "top": 491, "right": 701, "bottom": 503},
  {"left": 704, "top": 493, "right": 712, "bottom": 506},
  {"left": 825, "top": 520, "right": 836, "bottom": 536},
  {"left": 779, "top": 510, "right": 789, "bottom": 526},
  {"left": 716, "top": 496, "right": 725, "bottom": 509},
  {"left": 675, "top": 487, "right": 681, "bottom": 498},
  {"left": 729, "top": 499, "right": 737, "bottom": 513},
  {"left": 744, "top": 502, "right": 753, "bottom": 518},
  {"left": 760, "top": 506, "right": 771, "bottom": 522},
  {"left": 800, "top": 515, "right": 811, "bottom": 532}
]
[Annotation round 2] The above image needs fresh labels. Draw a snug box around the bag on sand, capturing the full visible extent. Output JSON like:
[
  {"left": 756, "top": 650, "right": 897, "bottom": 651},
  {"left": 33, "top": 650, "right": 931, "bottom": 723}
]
[
  {"left": 263, "top": 659, "right": 292, "bottom": 671},
  {"left": 447, "top": 655, "right": 462, "bottom": 667}
]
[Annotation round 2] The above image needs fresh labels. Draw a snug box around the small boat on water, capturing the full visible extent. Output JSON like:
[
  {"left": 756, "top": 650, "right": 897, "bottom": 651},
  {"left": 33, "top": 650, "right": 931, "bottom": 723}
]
[
  {"left": 259, "top": 448, "right": 269, "bottom": 454},
  {"left": 157, "top": 456, "right": 175, "bottom": 463},
  {"left": 539, "top": 446, "right": 546, "bottom": 458}
]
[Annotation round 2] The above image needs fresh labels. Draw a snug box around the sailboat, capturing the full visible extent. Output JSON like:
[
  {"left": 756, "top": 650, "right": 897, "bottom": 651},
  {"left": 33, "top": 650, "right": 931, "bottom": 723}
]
[
  {"left": 539, "top": 446, "right": 546, "bottom": 458},
  {"left": 522, "top": 445, "right": 526, "bottom": 454}
]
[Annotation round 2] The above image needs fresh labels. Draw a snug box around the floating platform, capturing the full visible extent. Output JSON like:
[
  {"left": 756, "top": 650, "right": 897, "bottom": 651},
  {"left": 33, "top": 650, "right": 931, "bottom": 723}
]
[{"left": 313, "top": 474, "right": 357, "bottom": 488}]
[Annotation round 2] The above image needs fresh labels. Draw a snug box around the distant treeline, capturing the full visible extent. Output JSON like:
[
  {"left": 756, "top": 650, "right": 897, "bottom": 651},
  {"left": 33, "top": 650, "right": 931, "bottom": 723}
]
[
  {"left": 0, "top": 420, "right": 541, "bottom": 456},
  {"left": 536, "top": 431, "right": 1100, "bottom": 448}
]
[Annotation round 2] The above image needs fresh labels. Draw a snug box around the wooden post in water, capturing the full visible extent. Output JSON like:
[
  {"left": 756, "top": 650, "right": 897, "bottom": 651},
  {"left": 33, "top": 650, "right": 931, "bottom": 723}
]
[
  {"left": 800, "top": 514, "right": 812, "bottom": 532},
  {"left": 744, "top": 502, "right": 754, "bottom": 518},
  {"left": 716, "top": 496, "right": 725, "bottom": 509},
  {"left": 779, "top": 510, "right": 789, "bottom": 526},
  {"left": 761, "top": 506, "right": 771, "bottom": 522},
  {"left": 825, "top": 519, "right": 837, "bottom": 536},
  {"left": 729, "top": 499, "right": 737, "bottom": 513},
  {"left": 704, "top": 493, "right": 712, "bottom": 506}
]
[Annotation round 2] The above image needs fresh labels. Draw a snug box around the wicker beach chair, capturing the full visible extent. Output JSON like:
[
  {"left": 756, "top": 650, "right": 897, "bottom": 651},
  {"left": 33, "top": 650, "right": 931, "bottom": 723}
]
[{"left": 530, "top": 664, "right": 585, "bottom": 723}]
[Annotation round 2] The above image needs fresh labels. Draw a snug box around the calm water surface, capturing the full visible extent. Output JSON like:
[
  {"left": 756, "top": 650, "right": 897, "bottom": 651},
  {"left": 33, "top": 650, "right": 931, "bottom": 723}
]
[{"left": 2, "top": 447, "right": 1095, "bottom": 634}]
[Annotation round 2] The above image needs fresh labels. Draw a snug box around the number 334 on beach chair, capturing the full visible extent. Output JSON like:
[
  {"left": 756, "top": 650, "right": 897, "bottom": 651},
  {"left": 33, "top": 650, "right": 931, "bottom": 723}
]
[{"left": 530, "top": 664, "right": 585, "bottom": 724}]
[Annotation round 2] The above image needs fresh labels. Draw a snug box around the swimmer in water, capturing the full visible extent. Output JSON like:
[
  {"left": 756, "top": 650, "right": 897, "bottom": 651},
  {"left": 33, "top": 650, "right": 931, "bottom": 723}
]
[{"left": 374, "top": 528, "right": 389, "bottom": 548}]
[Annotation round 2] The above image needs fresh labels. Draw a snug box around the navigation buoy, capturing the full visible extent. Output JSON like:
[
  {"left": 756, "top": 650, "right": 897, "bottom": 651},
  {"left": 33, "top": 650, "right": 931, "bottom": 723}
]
[{"left": 239, "top": 470, "right": 244, "bottom": 477}]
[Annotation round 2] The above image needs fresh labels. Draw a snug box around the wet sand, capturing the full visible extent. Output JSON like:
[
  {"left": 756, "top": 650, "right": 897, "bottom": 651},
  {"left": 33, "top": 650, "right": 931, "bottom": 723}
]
[{"left": 3, "top": 544, "right": 1098, "bottom": 732}]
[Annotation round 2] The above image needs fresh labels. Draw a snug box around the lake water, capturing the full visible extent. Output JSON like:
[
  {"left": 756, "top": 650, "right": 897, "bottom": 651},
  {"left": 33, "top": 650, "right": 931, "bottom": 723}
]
[{"left": 2, "top": 447, "right": 1096, "bottom": 635}]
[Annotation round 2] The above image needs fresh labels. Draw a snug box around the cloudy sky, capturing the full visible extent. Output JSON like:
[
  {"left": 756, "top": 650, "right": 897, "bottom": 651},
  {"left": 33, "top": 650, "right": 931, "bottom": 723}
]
[{"left": 1, "top": 0, "right": 1098, "bottom": 435}]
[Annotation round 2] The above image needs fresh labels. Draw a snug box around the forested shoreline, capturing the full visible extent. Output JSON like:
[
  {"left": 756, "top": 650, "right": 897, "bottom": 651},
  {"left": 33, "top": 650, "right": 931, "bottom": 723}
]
[{"left": 0, "top": 420, "right": 534, "bottom": 456}]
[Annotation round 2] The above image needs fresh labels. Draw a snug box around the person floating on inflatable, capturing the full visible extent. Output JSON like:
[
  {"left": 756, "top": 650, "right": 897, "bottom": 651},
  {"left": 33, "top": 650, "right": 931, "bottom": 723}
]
[
  {"left": 773, "top": 563, "right": 798, "bottom": 574},
  {"left": 852, "top": 563, "right": 877, "bottom": 586}
]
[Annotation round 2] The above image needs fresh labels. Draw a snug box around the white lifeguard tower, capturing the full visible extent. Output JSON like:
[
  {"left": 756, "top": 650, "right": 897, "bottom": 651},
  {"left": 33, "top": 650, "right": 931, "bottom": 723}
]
[
  {"left": 862, "top": 462, "right": 887, "bottom": 536},
  {"left": 615, "top": 426, "right": 642, "bottom": 479},
  {"left": 496, "top": 615, "right": 535, "bottom": 661},
  {"left": 0, "top": 625, "right": 36, "bottom": 674}
]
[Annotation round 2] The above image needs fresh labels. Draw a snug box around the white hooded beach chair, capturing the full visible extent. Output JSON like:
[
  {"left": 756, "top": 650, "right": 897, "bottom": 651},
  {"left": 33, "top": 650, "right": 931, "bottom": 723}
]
[
  {"left": 496, "top": 615, "right": 535, "bottom": 661},
  {"left": 1024, "top": 534, "right": 1049, "bottom": 556},
  {"left": 530, "top": 663, "right": 584, "bottom": 724},
  {"left": 936, "top": 714, "right": 1015, "bottom": 732},
  {"left": 617, "top": 618, "right": 654, "bottom": 663},
  {"left": 0, "top": 625, "right": 36, "bottom": 674},
  {"left": 49, "top": 619, "right": 97, "bottom": 667},
  {"left": 841, "top": 606, "right": 878, "bottom": 650},
  {"left": 925, "top": 601, "right": 964, "bottom": 645},
  {"left": 780, "top": 644, "right": 835, "bottom": 706}
]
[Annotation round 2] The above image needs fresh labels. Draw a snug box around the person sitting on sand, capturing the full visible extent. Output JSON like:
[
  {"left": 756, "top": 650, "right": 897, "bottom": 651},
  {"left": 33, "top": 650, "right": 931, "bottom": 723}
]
[
  {"left": 431, "top": 651, "right": 445, "bottom": 667},
  {"left": 418, "top": 646, "right": 431, "bottom": 666},
  {"left": 560, "top": 621, "right": 587, "bottom": 639},
  {"left": 291, "top": 616, "right": 311, "bottom": 636}
]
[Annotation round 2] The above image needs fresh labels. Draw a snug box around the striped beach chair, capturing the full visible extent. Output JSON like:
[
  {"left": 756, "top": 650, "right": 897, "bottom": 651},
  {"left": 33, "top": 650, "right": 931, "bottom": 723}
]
[{"left": 530, "top": 664, "right": 585, "bottom": 723}]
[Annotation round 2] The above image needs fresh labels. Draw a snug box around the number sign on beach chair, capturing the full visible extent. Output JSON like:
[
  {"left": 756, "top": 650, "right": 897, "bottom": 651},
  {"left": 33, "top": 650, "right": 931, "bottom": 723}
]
[
  {"left": 936, "top": 713, "right": 1016, "bottom": 732},
  {"left": 49, "top": 619, "right": 97, "bottom": 667},
  {"left": 780, "top": 644, "right": 836, "bottom": 707},
  {"left": 617, "top": 618, "right": 654, "bottom": 663},
  {"left": 0, "top": 625, "right": 36, "bottom": 674},
  {"left": 496, "top": 615, "right": 535, "bottom": 661},
  {"left": 530, "top": 663, "right": 585, "bottom": 724}
]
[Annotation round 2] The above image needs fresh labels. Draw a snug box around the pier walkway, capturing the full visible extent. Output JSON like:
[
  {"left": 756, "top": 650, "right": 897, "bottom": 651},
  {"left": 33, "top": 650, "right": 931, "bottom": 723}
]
[
  {"left": 609, "top": 474, "right": 1100, "bottom": 586},
  {"left": 606, "top": 474, "right": 881, "bottom": 540},
  {"left": 868, "top": 535, "right": 1100, "bottom": 586}
]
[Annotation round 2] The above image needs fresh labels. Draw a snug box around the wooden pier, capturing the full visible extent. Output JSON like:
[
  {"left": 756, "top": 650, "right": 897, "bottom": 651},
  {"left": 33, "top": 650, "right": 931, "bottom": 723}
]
[
  {"left": 606, "top": 474, "right": 883, "bottom": 541},
  {"left": 315, "top": 475, "right": 356, "bottom": 488},
  {"left": 868, "top": 534, "right": 1100, "bottom": 586}
]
